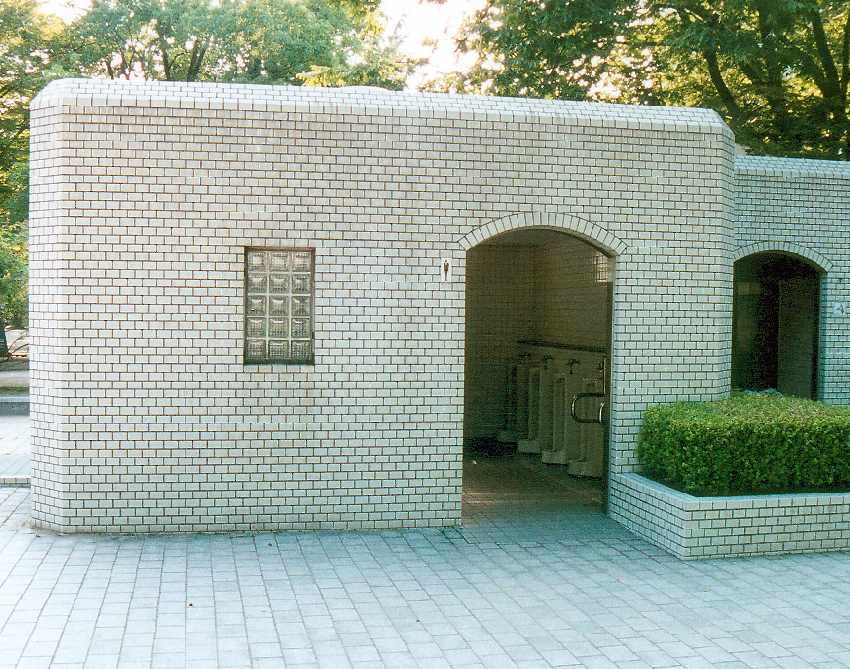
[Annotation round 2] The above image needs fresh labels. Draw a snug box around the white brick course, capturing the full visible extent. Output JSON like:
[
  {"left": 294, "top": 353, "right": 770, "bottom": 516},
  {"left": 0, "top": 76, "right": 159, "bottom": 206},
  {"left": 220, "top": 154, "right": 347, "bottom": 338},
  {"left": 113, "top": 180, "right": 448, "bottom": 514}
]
[
  {"left": 27, "top": 79, "right": 849, "bottom": 546},
  {"left": 734, "top": 156, "right": 850, "bottom": 406},
  {"left": 612, "top": 473, "right": 850, "bottom": 558}
]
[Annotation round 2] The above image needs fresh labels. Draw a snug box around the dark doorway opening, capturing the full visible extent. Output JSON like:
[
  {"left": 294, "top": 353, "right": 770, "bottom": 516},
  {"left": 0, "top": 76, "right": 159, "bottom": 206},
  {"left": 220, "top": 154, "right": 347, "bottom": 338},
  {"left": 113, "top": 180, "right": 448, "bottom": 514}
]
[
  {"left": 462, "top": 228, "right": 613, "bottom": 523},
  {"left": 732, "top": 252, "right": 821, "bottom": 398}
]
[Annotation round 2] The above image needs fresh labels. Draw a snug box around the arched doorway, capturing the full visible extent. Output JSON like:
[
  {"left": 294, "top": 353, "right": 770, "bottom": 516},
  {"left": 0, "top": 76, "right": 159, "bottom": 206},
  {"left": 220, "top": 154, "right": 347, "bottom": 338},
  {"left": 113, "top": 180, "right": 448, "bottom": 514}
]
[
  {"left": 462, "top": 226, "right": 614, "bottom": 519},
  {"left": 732, "top": 252, "right": 823, "bottom": 398}
]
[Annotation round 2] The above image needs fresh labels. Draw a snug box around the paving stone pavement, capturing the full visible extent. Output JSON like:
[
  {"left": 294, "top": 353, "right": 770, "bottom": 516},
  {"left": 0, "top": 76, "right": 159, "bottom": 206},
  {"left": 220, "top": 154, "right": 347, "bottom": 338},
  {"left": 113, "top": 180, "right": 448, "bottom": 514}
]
[
  {"left": 0, "top": 426, "right": 849, "bottom": 668},
  {"left": 0, "top": 417, "right": 29, "bottom": 481}
]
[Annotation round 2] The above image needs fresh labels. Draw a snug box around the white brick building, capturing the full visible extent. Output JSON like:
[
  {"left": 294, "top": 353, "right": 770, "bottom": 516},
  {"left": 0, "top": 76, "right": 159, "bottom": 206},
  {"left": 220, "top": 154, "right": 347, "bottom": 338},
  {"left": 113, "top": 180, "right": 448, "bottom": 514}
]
[{"left": 28, "top": 79, "right": 850, "bottom": 548}]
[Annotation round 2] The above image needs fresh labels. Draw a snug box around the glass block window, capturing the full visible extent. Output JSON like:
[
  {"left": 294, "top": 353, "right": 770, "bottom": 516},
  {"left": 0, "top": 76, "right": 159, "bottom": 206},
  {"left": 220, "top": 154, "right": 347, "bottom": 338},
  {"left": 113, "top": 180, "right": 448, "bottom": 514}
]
[
  {"left": 244, "top": 248, "right": 314, "bottom": 364},
  {"left": 593, "top": 254, "right": 610, "bottom": 284}
]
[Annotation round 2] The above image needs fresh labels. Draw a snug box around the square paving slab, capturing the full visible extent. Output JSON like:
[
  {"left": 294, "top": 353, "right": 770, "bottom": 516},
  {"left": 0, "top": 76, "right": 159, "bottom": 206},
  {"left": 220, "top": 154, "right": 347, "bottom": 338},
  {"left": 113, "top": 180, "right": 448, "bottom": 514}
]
[
  {"left": 0, "top": 422, "right": 849, "bottom": 668},
  {"left": 0, "top": 416, "right": 29, "bottom": 482}
]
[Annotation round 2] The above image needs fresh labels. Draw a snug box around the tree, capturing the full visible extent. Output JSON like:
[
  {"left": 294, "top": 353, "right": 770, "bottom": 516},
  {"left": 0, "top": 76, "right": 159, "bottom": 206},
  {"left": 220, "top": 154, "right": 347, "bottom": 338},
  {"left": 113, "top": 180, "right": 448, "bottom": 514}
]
[
  {"left": 298, "top": 29, "right": 419, "bottom": 90},
  {"left": 430, "top": 0, "right": 651, "bottom": 103},
  {"left": 65, "top": 0, "right": 415, "bottom": 87},
  {"left": 654, "top": 1, "right": 850, "bottom": 158},
  {"left": 433, "top": 0, "right": 850, "bottom": 159},
  {"left": 0, "top": 223, "right": 26, "bottom": 359},
  {"left": 0, "top": 1, "right": 62, "bottom": 220},
  {"left": 0, "top": 0, "right": 63, "bottom": 352}
]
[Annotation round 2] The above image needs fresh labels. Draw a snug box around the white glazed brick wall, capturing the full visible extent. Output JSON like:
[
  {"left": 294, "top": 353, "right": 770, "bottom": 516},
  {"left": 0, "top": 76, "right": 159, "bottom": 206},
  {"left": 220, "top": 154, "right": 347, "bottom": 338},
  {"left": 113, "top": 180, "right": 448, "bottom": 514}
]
[
  {"left": 29, "top": 79, "right": 736, "bottom": 533},
  {"left": 605, "top": 156, "right": 850, "bottom": 560},
  {"left": 608, "top": 156, "right": 850, "bottom": 559},
  {"left": 612, "top": 473, "right": 850, "bottom": 559},
  {"left": 28, "top": 103, "right": 70, "bottom": 521},
  {"left": 734, "top": 156, "right": 850, "bottom": 406}
]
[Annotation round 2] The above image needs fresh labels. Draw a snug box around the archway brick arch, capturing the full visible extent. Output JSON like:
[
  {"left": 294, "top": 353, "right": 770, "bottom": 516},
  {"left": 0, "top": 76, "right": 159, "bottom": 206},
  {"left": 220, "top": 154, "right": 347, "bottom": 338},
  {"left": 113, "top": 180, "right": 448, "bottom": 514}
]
[
  {"left": 734, "top": 241, "right": 832, "bottom": 273},
  {"left": 457, "top": 211, "right": 629, "bottom": 256},
  {"left": 458, "top": 210, "right": 629, "bottom": 490}
]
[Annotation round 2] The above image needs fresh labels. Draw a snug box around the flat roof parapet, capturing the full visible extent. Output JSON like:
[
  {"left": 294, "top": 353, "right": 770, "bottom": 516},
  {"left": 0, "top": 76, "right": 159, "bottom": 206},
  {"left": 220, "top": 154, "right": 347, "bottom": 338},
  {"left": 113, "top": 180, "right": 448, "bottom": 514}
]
[
  {"left": 736, "top": 155, "right": 850, "bottom": 180},
  {"left": 32, "top": 78, "right": 733, "bottom": 139}
]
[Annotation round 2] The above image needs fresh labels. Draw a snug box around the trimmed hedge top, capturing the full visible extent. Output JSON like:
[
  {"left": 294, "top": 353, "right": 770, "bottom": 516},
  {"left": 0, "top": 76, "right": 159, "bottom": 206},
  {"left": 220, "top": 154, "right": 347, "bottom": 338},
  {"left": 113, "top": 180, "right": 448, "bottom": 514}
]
[{"left": 637, "top": 394, "right": 850, "bottom": 496}]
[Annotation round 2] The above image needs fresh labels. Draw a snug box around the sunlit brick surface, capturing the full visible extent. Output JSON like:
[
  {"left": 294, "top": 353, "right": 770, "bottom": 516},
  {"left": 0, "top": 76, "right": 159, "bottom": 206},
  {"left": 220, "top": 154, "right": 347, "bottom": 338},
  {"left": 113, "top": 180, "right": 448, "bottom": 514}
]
[{"left": 27, "top": 79, "right": 849, "bottom": 537}]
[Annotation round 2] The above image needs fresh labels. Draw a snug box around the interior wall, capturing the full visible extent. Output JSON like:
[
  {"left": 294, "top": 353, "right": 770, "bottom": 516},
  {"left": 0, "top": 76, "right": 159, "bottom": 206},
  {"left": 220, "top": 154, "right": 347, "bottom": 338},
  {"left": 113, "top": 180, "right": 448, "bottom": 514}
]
[
  {"left": 465, "top": 246, "right": 535, "bottom": 443},
  {"left": 465, "top": 232, "right": 611, "bottom": 444},
  {"left": 533, "top": 235, "right": 611, "bottom": 348},
  {"left": 777, "top": 276, "right": 819, "bottom": 397},
  {"left": 733, "top": 257, "right": 778, "bottom": 390},
  {"left": 732, "top": 253, "right": 820, "bottom": 398}
]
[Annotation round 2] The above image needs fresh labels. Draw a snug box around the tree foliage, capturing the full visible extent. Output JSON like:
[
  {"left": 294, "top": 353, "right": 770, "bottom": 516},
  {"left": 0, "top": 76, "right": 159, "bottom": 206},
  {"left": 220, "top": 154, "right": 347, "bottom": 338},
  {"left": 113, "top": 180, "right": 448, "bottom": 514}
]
[
  {"left": 0, "top": 169, "right": 27, "bottom": 354},
  {"left": 64, "top": 0, "right": 415, "bottom": 86},
  {"left": 433, "top": 0, "right": 850, "bottom": 159},
  {"left": 0, "top": 0, "right": 60, "bottom": 345},
  {"left": 0, "top": 0, "right": 63, "bottom": 219},
  {"left": 0, "top": 231, "right": 26, "bottom": 325}
]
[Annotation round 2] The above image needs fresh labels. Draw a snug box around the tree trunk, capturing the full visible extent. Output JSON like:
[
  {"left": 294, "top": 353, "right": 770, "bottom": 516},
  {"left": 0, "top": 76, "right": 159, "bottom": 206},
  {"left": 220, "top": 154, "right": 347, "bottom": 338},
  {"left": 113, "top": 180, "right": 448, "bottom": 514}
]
[{"left": 0, "top": 322, "right": 8, "bottom": 360}]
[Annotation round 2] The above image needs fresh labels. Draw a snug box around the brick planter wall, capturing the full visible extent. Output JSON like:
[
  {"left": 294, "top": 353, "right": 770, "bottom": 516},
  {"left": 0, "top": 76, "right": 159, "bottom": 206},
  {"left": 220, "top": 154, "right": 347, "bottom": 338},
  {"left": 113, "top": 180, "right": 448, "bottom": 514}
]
[{"left": 610, "top": 472, "right": 850, "bottom": 559}]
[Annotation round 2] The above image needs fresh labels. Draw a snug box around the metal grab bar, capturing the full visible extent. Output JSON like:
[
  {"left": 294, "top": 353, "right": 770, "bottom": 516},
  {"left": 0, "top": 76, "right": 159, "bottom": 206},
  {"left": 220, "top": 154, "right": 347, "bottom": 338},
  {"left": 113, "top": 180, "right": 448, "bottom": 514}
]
[{"left": 571, "top": 392, "right": 606, "bottom": 424}]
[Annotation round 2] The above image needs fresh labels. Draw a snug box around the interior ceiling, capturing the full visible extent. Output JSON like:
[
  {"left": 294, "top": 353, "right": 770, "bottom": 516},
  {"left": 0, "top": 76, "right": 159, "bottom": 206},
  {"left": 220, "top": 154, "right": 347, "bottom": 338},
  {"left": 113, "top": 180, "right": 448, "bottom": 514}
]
[{"left": 480, "top": 228, "right": 590, "bottom": 248}]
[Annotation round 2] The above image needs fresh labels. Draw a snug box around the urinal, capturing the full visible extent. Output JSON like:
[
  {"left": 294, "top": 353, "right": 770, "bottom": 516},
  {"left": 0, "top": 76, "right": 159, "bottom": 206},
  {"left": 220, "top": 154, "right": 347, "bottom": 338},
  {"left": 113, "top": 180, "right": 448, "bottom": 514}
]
[
  {"left": 517, "top": 365, "right": 543, "bottom": 453},
  {"left": 542, "top": 374, "right": 569, "bottom": 464}
]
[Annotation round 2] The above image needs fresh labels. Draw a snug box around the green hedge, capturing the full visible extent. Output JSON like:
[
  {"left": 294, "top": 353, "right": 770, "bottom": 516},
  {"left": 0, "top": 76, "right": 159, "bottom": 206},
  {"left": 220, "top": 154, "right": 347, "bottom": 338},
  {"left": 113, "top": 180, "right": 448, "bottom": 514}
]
[{"left": 637, "top": 394, "right": 850, "bottom": 496}]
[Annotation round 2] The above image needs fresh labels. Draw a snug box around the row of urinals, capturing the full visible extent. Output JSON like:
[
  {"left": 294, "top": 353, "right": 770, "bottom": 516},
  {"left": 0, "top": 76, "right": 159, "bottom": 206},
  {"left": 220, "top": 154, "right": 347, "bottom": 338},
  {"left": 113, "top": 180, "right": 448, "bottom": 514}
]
[{"left": 498, "top": 346, "right": 606, "bottom": 478}]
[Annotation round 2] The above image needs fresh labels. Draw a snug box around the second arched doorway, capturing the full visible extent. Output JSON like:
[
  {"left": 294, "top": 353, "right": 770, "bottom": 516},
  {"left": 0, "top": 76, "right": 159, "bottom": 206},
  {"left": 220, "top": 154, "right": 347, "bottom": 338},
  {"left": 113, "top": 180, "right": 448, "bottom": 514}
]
[{"left": 732, "top": 251, "right": 823, "bottom": 398}]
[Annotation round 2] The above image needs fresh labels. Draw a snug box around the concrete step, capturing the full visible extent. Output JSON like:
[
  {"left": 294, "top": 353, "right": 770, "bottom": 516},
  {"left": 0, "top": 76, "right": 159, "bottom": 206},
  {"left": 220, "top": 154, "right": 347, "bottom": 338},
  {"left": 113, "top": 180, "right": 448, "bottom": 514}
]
[
  {"left": 0, "top": 396, "right": 28, "bottom": 416},
  {"left": 0, "top": 476, "right": 29, "bottom": 487}
]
